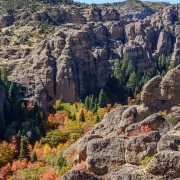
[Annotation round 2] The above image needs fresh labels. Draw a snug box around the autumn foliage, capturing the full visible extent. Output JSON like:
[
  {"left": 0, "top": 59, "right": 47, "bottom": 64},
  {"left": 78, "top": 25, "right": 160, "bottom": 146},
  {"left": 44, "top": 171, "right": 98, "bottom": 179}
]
[
  {"left": 40, "top": 168, "right": 58, "bottom": 180},
  {"left": 0, "top": 95, "right": 117, "bottom": 179},
  {"left": 128, "top": 124, "right": 152, "bottom": 137},
  {"left": 75, "top": 161, "right": 86, "bottom": 170}
]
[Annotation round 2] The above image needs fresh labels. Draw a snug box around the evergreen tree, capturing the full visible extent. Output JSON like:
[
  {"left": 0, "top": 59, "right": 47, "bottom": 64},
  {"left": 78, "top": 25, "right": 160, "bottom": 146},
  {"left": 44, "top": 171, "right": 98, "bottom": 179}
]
[
  {"left": 122, "top": 54, "right": 130, "bottom": 70},
  {"left": 8, "top": 83, "right": 20, "bottom": 122},
  {"left": 89, "top": 95, "right": 94, "bottom": 111},
  {"left": 98, "top": 89, "right": 107, "bottom": 108},
  {"left": 103, "top": 44, "right": 108, "bottom": 57},
  {"left": 125, "top": 60, "right": 134, "bottom": 78},
  {"left": 19, "top": 136, "right": 30, "bottom": 160},
  {"left": 84, "top": 96, "right": 90, "bottom": 110},
  {"left": 113, "top": 59, "right": 122, "bottom": 80},
  {"left": 128, "top": 71, "right": 137, "bottom": 91},
  {"left": 33, "top": 102, "right": 40, "bottom": 118},
  {"left": 31, "top": 151, "right": 37, "bottom": 162},
  {"left": 79, "top": 110, "right": 85, "bottom": 122},
  {"left": 92, "top": 98, "right": 98, "bottom": 113},
  {"left": 1, "top": 66, "right": 8, "bottom": 86},
  {"left": 8, "top": 82, "right": 14, "bottom": 103},
  {"left": 0, "top": 68, "right": 1, "bottom": 84},
  {"left": 95, "top": 115, "right": 100, "bottom": 123},
  {"left": 0, "top": 113, "right": 5, "bottom": 139}
]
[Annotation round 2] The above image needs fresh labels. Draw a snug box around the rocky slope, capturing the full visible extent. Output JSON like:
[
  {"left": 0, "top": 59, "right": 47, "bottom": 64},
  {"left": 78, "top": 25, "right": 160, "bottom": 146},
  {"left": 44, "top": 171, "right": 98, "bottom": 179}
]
[
  {"left": 61, "top": 64, "right": 180, "bottom": 180},
  {"left": 0, "top": 2, "right": 179, "bottom": 109}
]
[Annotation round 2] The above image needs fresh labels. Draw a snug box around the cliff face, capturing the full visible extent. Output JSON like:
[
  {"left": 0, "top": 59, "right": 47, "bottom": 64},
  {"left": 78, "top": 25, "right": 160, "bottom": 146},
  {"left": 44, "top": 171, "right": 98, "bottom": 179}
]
[
  {"left": 0, "top": 3, "right": 179, "bottom": 108},
  {"left": 61, "top": 65, "right": 180, "bottom": 179}
]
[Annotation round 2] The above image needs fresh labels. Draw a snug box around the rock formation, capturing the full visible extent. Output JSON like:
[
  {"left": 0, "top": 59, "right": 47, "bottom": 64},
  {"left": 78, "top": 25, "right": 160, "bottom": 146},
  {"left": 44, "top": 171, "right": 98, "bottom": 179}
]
[
  {"left": 61, "top": 65, "right": 180, "bottom": 179},
  {"left": 0, "top": 3, "right": 179, "bottom": 108}
]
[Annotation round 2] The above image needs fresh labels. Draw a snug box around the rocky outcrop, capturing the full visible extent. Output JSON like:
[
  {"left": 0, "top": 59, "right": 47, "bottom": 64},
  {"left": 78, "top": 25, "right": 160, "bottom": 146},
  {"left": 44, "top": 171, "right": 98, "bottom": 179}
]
[
  {"left": 9, "top": 28, "right": 113, "bottom": 108},
  {"left": 32, "top": 10, "right": 51, "bottom": 22},
  {"left": 61, "top": 63, "right": 180, "bottom": 179},
  {"left": 2, "top": 47, "right": 31, "bottom": 59},
  {"left": 0, "top": 37, "right": 10, "bottom": 46},
  {"left": 125, "top": 113, "right": 167, "bottom": 136},
  {"left": 157, "top": 130, "right": 180, "bottom": 152},
  {"left": 141, "top": 65, "right": 180, "bottom": 108},
  {"left": 104, "top": 165, "right": 154, "bottom": 180},
  {"left": 125, "top": 131, "right": 160, "bottom": 165},
  {"left": 119, "top": 105, "right": 158, "bottom": 131},
  {"left": 154, "top": 29, "right": 172, "bottom": 57},
  {"left": 86, "top": 136, "right": 127, "bottom": 175},
  {"left": 0, "top": 15, "right": 14, "bottom": 28},
  {"left": 1, "top": 4, "right": 178, "bottom": 107},
  {"left": 61, "top": 170, "right": 100, "bottom": 180},
  {"left": 146, "top": 151, "right": 180, "bottom": 178},
  {"left": 172, "top": 35, "right": 180, "bottom": 62}
]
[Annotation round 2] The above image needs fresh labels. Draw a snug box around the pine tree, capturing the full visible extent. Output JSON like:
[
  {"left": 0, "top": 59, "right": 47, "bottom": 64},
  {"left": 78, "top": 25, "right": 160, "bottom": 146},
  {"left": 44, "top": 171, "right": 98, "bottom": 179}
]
[
  {"left": 114, "top": 59, "right": 121, "bottom": 80},
  {"left": 84, "top": 96, "right": 90, "bottom": 110},
  {"left": 0, "top": 113, "right": 5, "bottom": 139},
  {"left": 128, "top": 71, "right": 137, "bottom": 91},
  {"left": 19, "top": 136, "right": 30, "bottom": 160},
  {"left": 34, "top": 102, "right": 40, "bottom": 118},
  {"left": 0, "top": 68, "right": 1, "bottom": 84},
  {"left": 1, "top": 66, "right": 7, "bottom": 85},
  {"left": 79, "top": 110, "right": 85, "bottom": 122},
  {"left": 122, "top": 53, "right": 130, "bottom": 70},
  {"left": 95, "top": 115, "right": 100, "bottom": 123},
  {"left": 103, "top": 44, "right": 108, "bottom": 57},
  {"left": 125, "top": 60, "right": 134, "bottom": 78},
  {"left": 8, "top": 82, "right": 14, "bottom": 103},
  {"left": 98, "top": 89, "right": 107, "bottom": 108},
  {"left": 31, "top": 151, "right": 37, "bottom": 162},
  {"left": 93, "top": 98, "right": 98, "bottom": 113},
  {"left": 89, "top": 95, "right": 94, "bottom": 111}
]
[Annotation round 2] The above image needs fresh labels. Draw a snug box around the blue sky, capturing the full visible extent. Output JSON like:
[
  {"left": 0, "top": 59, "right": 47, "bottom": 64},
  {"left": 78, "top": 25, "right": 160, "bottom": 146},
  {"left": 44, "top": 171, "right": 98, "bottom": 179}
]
[{"left": 75, "top": 0, "right": 179, "bottom": 4}]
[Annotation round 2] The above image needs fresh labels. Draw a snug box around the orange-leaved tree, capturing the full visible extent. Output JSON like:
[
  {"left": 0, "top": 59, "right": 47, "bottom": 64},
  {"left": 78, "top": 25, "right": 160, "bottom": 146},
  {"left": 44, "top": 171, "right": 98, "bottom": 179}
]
[{"left": 40, "top": 168, "right": 58, "bottom": 180}]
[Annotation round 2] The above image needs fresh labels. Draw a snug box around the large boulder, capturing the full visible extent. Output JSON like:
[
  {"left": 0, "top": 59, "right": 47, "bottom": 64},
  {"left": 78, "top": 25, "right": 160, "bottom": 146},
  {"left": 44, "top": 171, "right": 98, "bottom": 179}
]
[
  {"left": 0, "top": 15, "right": 14, "bottom": 28},
  {"left": 146, "top": 151, "right": 180, "bottom": 178},
  {"left": 63, "top": 134, "right": 102, "bottom": 165},
  {"left": 104, "top": 165, "right": 154, "bottom": 180},
  {"left": 157, "top": 130, "right": 180, "bottom": 152},
  {"left": 61, "top": 170, "right": 99, "bottom": 180},
  {"left": 86, "top": 136, "right": 127, "bottom": 175},
  {"left": 125, "top": 113, "right": 167, "bottom": 136},
  {"left": 91, "top": 106, "right": 129, "bottom": 137},
  {"left": 125, "top": 131, "right": 160, "bottom": 165},
  {"left": 141, "top": 65, "right": 180, "bottom": 108}
]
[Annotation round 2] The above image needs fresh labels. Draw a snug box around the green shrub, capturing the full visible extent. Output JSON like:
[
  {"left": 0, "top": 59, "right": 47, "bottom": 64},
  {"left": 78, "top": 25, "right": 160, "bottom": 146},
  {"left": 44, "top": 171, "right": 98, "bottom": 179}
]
[
  {"left": 57, "top": 153, "right": 67, "bottom": 168},
  {"left": 13, "top": 41, "right": 18, "bottom": 46},
  {"left": 45, "top": 154, "right": 58, "bottom": 166},
  {"left": 166, "top": 115, "right": 180, "bottom": 128},
  {"left": 20, "top": 166, "right": 46, "bottom": 180},
  {"left": 3, "top": 29, "right": 11, "bottom": 36},
  {"left": 141, "top": 156, "right": 153, "bottom": 167},
  {"left": 41, "top": 129, "right": 68, "bottom": 147},
  {"left": 59, "top": 166, "right": 70, "bottom": 175}
]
